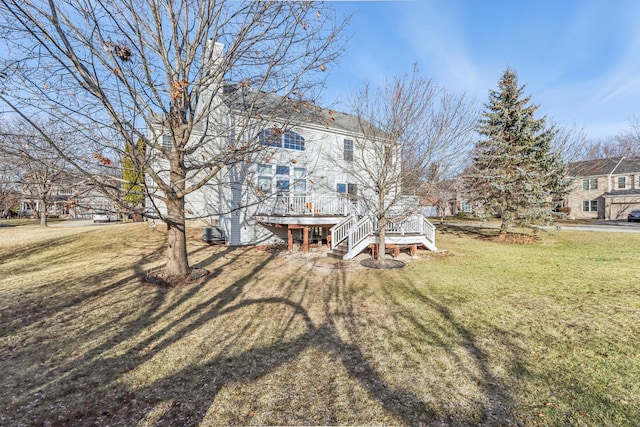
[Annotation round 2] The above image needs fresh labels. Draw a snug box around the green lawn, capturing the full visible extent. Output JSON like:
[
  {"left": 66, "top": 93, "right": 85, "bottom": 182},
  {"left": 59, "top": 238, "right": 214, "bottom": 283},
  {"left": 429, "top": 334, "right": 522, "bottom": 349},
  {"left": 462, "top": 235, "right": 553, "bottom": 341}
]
[{"left": 0, "top": 222, "right": 638, "bottom": 426}]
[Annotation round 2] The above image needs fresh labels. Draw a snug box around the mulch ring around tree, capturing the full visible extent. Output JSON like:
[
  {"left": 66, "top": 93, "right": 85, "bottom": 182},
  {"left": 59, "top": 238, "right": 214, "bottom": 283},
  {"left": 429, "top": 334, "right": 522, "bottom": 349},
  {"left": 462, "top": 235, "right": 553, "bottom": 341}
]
[
  {"left": 359, "top": 258, "right": 405, "bottom": 269},
  {"left": 144, "top": 267, "right": 210, "bottom": 287},
  {"left": 487, "top": 232, "right": 541, "bottom": 245}
]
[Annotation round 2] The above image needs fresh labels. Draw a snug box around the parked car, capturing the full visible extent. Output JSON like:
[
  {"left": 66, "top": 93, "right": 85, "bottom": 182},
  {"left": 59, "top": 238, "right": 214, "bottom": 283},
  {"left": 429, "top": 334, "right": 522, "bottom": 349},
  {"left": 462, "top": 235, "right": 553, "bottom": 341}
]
[
  {"left": 92, "top": 212, "right": 110, "bottom": 223},
  {"left": 627, "top": 210, "right": 640, "bottom": 222}
]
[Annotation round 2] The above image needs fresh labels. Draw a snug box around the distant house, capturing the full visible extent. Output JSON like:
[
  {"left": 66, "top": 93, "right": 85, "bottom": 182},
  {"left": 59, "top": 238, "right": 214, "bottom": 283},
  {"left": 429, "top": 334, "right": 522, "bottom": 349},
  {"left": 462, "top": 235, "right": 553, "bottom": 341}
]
[
  {"left": 420, "top": 177, "right": 473, "bottom": 218},
  {"left": 565, "top": 157, "right": 640, "bottom": 220},
  {"left": 17, "top": 175, "right": 118, "bottom": 219}
]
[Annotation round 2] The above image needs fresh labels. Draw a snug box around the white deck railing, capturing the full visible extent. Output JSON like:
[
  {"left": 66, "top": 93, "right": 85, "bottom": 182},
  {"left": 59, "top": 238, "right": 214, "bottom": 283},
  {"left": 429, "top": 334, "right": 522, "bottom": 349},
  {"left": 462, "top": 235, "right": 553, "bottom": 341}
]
[
  {"left": 349, "top": 216, "right": 374, "bottom": 251},
  {"left": 423, "top": 216, "right": 436, "bottom": 244},
  {"left": 329, "top": 212, "right": 437, "bottom": 258},
  {"left": 330, "top": 215, "right": 355, "bottom": 250},
  {"left": 383, "top": 214, "right": 432, "bottom": 234},
  {"left": 257, "top": 193, "right": 360, "bottom": 217}
]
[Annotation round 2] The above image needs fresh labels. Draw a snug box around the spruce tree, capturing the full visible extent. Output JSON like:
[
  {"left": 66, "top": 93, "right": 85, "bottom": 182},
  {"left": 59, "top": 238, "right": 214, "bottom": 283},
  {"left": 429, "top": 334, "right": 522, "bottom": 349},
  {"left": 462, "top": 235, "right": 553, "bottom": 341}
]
[
  {"left": 468, "top": 68, "right": 569, "bottom": 234},
  {"left": 123, "top": 138, "right": 145, "bottom": 209}
]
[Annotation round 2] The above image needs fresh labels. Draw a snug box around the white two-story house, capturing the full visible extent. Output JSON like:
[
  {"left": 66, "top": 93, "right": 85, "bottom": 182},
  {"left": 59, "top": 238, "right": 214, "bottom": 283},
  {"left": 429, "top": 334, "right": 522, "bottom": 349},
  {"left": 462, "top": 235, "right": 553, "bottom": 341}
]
[{"left": 148, "top": 43, "right": 436, "bottom": 259}]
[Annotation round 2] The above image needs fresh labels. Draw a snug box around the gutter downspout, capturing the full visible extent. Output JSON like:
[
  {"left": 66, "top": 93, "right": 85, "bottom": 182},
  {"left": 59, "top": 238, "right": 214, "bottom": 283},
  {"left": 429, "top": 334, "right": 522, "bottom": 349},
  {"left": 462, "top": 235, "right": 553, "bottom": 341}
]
[
  {"left": 608, "top": 156, "right": 625, "bottom": 192},
  {"left": 606, "top": 156, "right": 625, "bottom": 219}
]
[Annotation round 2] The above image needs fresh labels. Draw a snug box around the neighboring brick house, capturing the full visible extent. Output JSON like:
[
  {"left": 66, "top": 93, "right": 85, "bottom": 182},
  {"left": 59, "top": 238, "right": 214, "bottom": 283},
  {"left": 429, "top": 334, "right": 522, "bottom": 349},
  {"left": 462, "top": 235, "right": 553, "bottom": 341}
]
[
  {"left": 565, "top": 157, "right": 640, "bottom": 220},
  {"left": 420, "top": 177, "right": 474, "bottom": 218}
]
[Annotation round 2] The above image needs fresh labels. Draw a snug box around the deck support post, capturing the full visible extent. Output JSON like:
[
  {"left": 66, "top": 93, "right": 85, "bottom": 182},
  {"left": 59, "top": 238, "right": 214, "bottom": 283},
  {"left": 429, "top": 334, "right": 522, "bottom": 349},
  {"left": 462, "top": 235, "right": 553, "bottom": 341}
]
[
  {"left": 288, "top": 227, "right": 293, "bottom": 251},
  {"left": 303, "top": 226, "right": 309, "bottom": 252}
]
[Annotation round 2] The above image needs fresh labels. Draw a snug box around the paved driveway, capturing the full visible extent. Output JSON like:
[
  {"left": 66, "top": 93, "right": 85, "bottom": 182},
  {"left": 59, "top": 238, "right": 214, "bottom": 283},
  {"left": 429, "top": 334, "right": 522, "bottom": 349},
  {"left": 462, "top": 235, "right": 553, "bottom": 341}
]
[
  {"left": 442, "top": 220, "right": 640, "bottom": 234},
  {"left": 560, "top": 221, "right": 640, "bottom": 233},
  {"left": 51, "top": 219, "right": 117, "bottom": 227}
]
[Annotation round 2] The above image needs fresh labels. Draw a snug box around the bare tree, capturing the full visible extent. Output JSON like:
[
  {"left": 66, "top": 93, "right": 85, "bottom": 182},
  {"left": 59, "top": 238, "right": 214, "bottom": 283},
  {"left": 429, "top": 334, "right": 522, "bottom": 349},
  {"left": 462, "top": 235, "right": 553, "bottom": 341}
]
[
  {"left": 608, "top": 115, "right": 640, "bottom": 158},
  {"left": 568, "top": 116, "right": 640, "bottom": 161},
  {"left": 0, "top": 0, "right": 346, "bottom": 277},
  {"left": 0, "top": 156, "right": 19, "bottom": 218},
  {"left": 0, "top": 118, "right": 81, "bottom": 225},
  {"left": 552, "top": 122, "right": 590, "bottom": 163},
  {"left": 349, "top": 66, "right": 477, "bottom": 264}
]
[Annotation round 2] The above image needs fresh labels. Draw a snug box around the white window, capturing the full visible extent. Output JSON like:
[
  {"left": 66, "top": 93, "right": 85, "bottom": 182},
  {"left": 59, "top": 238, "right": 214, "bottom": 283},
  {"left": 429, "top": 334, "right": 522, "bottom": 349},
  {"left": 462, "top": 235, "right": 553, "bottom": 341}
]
[
  {"left": 343, "top": 139, "right": 354, "bottom": 161},
  {"left": 337, "top": 182, "right": 357, "bottom": 197},
  {"left": 275, "top": 164, "right": 290, "bottom": 193},
  {"left": 283, "top": 131, "right": 305, "bottom": 151},
  {"left": 259, "top": 128, "right": 282, "bottom": 147},
  {"left": 257, "top": 164, "right": 272, "bottom": 194},
  {"left": 460, "top": 202, "right": 472, "bottom": 213},
  {"left": 617, "top": 176, "right": 627, "bottom": 189},
  {"left": 582, "top": 178, "right": 597, "bottom": 190},
  {"left": 161, "top": 134, "right": 172, "bottom": 151},
  {"left": 293, "top": 167, "right": 306, "bottom": 193},
  {"left": 582, "top": 200, "right": 598, "bottom": 212}
]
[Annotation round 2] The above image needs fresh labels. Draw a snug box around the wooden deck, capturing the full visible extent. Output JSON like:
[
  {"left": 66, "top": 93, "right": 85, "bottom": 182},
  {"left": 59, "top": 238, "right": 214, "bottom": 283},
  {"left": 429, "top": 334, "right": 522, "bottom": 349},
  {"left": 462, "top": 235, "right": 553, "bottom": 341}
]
[{"left": 254, "top": 193, "right": 436, "bottom": 257}]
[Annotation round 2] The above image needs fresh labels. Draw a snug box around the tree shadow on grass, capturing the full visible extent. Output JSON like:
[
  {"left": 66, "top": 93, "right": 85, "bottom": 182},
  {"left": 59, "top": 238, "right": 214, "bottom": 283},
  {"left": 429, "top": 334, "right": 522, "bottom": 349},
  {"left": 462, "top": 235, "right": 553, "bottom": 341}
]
[
  {"left": 394, "top": 284, "right": 524, "bottom": 423},
  {"left": 438, "top": 223, "right": 501, "bottom": 239},
  {"left": 3, "top": 244, "right": 525, "bottom": 426},
  {"left": 439, "top": 223, "right": 540, "bottom": 244}
]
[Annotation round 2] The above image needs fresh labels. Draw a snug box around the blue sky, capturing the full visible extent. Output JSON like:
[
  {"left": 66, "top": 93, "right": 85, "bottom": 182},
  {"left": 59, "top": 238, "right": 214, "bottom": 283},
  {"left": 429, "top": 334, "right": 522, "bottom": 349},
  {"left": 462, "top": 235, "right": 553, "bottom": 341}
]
[{"left": 322, "top": 0, "right": 640, "bottom": 140}]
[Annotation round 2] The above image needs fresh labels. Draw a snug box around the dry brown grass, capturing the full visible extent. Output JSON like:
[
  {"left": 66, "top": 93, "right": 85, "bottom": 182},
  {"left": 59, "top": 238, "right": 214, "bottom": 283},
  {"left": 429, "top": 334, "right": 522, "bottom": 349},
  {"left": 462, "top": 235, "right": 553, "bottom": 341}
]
[{"left": 1, "top": 221, "right": 639, "bottom": 426}]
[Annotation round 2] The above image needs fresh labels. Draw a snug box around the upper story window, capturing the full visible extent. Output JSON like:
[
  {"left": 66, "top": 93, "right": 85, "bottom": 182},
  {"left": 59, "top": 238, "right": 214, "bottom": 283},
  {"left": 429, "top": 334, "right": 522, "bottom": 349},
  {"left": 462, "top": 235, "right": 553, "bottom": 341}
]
[
  {"left": 259, "top": 129, "right": 282, "bottom": 147},
  {"left": 617, "top": 176, "right": 627, "bottom": 189},
  {"left": 259, "top": 128, "right": 305, "bottom": 151},
  {"left": 343, "top": 139, "right": 354, "bottom": 161},
  {"left": 283, "top": 131, "right": 305, "bottom": 151},
  {"left": 582, "top": 178, "right": 597, "bottom": 190}
]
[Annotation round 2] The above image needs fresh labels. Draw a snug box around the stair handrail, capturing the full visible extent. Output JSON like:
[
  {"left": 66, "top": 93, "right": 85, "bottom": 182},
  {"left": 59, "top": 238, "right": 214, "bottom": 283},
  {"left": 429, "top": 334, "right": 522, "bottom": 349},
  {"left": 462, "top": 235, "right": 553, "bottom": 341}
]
[
  {"left": 330, "top": 215, "right": 355, "bottom": 250},
  {"left": 348, "top": 215, "right": 374, "bottom": 253},
  {"left": 423, "top": 215, "right": 436, "bottom": 244}
]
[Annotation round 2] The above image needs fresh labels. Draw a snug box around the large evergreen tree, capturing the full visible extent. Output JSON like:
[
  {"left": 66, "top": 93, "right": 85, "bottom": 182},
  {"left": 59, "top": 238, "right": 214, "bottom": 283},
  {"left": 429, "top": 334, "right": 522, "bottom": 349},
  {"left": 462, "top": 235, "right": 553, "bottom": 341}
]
[{"left": 468, "top": 68, "right": 569, "bottom": 234}]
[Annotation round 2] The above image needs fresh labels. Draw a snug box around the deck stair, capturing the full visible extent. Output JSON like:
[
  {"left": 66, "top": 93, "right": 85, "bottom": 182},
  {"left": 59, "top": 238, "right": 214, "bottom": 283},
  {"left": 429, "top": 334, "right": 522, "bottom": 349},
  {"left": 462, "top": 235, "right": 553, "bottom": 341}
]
[
  {"left": 329, "top": 213, "right": 437, "bottom": 260},
  {"left": 327, "top": 240, "right": 349, "bottom": 259}
]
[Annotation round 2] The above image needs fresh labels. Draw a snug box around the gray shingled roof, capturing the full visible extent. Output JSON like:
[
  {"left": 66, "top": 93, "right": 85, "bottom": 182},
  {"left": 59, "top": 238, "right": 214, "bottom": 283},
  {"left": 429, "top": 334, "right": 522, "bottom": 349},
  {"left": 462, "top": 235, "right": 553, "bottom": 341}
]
[
  {"left": 567, "top": 157, "right": 640, "bottom": 176},
  {"left": 223, "top": 83, "right": 361, "bottom": 134},
  {"left": 602, "top": 189, "right": 640, "bottom": 197}
]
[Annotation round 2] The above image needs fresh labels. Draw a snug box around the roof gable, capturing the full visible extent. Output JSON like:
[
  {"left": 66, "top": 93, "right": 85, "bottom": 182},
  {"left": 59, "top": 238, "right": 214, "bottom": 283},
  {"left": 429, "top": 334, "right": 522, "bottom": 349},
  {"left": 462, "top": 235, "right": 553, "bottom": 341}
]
[{"left": 567, "top": 157, "right": 640, "bottom": 177}]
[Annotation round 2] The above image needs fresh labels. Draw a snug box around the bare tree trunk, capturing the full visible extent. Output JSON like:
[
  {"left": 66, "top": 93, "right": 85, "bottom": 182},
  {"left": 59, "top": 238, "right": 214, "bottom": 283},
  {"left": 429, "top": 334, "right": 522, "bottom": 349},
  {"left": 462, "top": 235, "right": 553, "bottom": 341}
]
[
  {"left": 377, "top": 216, "right": 387, "bottom": 264},
  {"left": 166, "top": 216, "right": 189, "bottom": 276},
  {"left": 165, "top": 155, "right": 189, "bottom": 276},
  {"left": 39, "top": 200, "right": 47, "bottom": 227}
]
